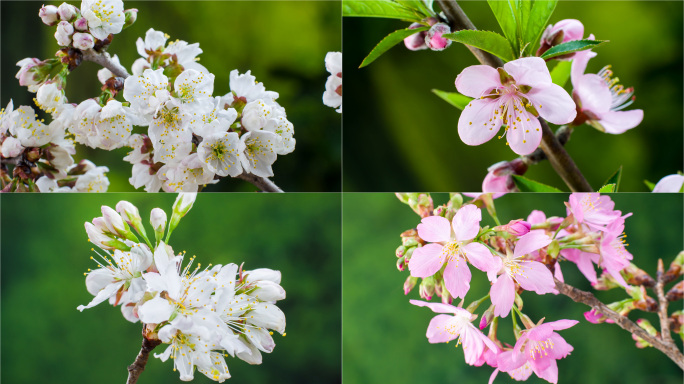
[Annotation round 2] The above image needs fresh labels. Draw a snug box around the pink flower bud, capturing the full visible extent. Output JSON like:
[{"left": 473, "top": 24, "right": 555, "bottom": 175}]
[
  {"left": 57, "top": 2, "right": 77, "bottom": 21},
  {"left": 482, "top": 159, "right": 528, "bottom": 193},
  {"left": 39, "top": 5, "right": 59, "bottom": 25},
  {"left": 72, "top": 32, "right": 95, "bottom": 50},
  {"left": 73, "top": 17, "right": 88, "bottom": 31},
  {"left": 55, "top": 21, "right": 74, "bottom": 46},
  {"left": 403, "top": 276, "right": 418, "bottom": 295},
  {"left": 15, "top": 58, "right": 45, "bottom": 88},
  {"left": 537, "top": 19, "right": 584, "bottom": 58},
  {"left": 404, "top": 23, "right": 428, "bottom": 51},
  {"left": 116, "top": 201, "right": 141, "bottom": 226},
  {"left": 505, "top": 219, "right": 531, "bottom": 236},
  {"left": 124, "top": 8, "right": 138, "bottom": 28},
  {"left": 425, "top": 23, "right": 452, "bottom": 51}
]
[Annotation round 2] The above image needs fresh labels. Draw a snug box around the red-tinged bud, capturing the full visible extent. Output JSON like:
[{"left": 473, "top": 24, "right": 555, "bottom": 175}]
[
  {"left": 39, "top": 5, "right": 59, "bottom": 26},
  {"left": 495, "top": 219, "right": 531, "bottom": 237},
  {"left": 536, "top": 19, "right": 584, "bottom": 59},
  {"left": 396, "top": 256, "right": 406, "bottom": 271},
  {"left": 404, "top": 23, "right": 428, "bottom": 51},
  {"left": 404, "top": 276, "right": 418, "bottom": 295},
  {"left": 425, "top": 23, "right": 452, "bottom": 51},
  {"left": 57, "top": 3, "right": 77, "bottom": 21},
  {"left": 479, "top": 306, "right": 495, "bottom": 330},
  {"left": 621, "top": 263, "right": 656, "bottom": 287},
  {"left": 419, "top": 276, "right": 436, "bottom": 301},
  {"left": 73, "top": 32, "right": 95, "bottom": 50},
  {"left": 663, "top": 251, "right": 684, "bottom": 283},
  {"left": 123, "top": 9, "right": 138, "bottom": 29},
  {"left": 396, "top": 245, "right": 406, "bottom": 258},
  {"left": 74, "top": 17, "right": 88, "bottom": 31},
  {"left": 666, "top": 281, "right": 683, "bottom": 302}
]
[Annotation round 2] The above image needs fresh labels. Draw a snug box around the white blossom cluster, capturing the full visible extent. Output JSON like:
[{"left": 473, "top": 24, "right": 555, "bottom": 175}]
[
  {"left": 4, "top": 0, "right": 302, "bottom": 192},
  {"left": 78, "top": 193, "right": 286, "bottom": 382},
  {"left": 323, "top": 51, "right": 342, "bottom": 113}
]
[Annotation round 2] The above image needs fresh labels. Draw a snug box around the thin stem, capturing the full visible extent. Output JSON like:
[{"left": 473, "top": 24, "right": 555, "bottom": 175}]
[
  {"left": 522, "top": 125, "right": 573, "bottom": 165},
  {"left": 656, "top": 259, "right": 674, "bottom": 344},
  {"left": 436, "top": 0, "right": 593, "bottom": 192},
  {"left": 555, "top": 278, "right": 684, "bottom": 369},
  {"left": 81, "top": 50, "right": 284, "bottom": 193},
  {"left": 126, "top": 335, "right": 161, "bottom": 384}
]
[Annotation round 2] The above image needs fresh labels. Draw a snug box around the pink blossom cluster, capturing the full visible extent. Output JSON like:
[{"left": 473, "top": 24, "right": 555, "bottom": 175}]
[{"left": 396, "top": 193, "right": 635, "bottom": 383}]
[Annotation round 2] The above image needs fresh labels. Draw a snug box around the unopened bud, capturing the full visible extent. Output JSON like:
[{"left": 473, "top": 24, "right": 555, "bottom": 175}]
[
  {"left": 150, "top": 208, "right": 167, "bottom": 232},
  {"left": 396, "top": 256, "right": 406, "bottom": 271},
  {"left": 425, "top": 23, "right": 452, "bottom": 51},
  {"left": 479, "top": 305, "right": 495, "bottom": 330},
  {"left": 663, "top": 251, "right": 684, "bottom": 283},
  {"left": 419, "top": 276, "right": 436, "bottom": 300},
  {"left": 621, "top": 263, "right": 656, "bottom": 287},
  {"left": 25, "top": 147, "right": 42, "bottom": 163},
  {"left": 536, "top": 19, "right": 584, "bottom": 59},
  {"left": 55, "top": 21, "right": 74, "bottom": 46},
  {"left": 101, "top": 206, "right": 127, "bottom": 237},
  {"left": 403, "top": 275, "right": 418, "bottom": 295},
  {"left": 173, "top": 192, "right": 196, "bottom": 216},
  {"left": 497, "top": 219, "right": 531, "bottom": 237},
  {"left": 72, "top": 32, "right": 95, "bottom": 50},
  {"left": 116, "top": 200, "right": 141, "bottom": 226},
  {"left": 39, "top": 5, "right": 59, "bottom": 25},
  {"left": 57, "top": 3, "right": 77, "bottom": 21},
  {"left": 404, "top": 23, "right": 428, "bottom": 51},
  {"left": 666, "top": 281, "right": 683, "bottom": 302},
  {"left": 73, "top": 17, "right": 88, "bottom": 31},
  {"left": 396, "top": 245, "right": 406, "bottom": 258},
  {"left": 123, "top": 9, "right": 138, "bottom": 28},
  {"left": 448, "top": 193, "right": 463, "bottom": 209}
]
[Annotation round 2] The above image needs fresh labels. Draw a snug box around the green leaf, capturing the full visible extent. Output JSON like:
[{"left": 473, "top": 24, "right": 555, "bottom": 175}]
[
  {"left": 395, "top": 0, "right": 433, "bottom": 16},
  {"left": 360, "top": 26, "right": 429, "bottom": 68},
  {"left": 442, "top": 30, "right": 516, "bottom": 62},
  {"left": 540, "top": 39, "right": 607, "bottom": 60},
  {"left": 343, "top": 0, "right": 423, "bottom": 22},
  {"left": 512, "top": 175, "right": 563, "bottom": 192},
  {"left": 602, "top": 166, "right": 622, "bottom": 192},
  {"left": 550, "top": 60, "right": 571, "bottom": 87},
  {"left": 519, "top": 0, "right": 558, "bottom": 55},
  {"left": 644, "top": 180, "right": 655, "bottom": 191},
  {"left": 597, "top": 184, "right": 616, "bottom": 193},
  {"left": 431, "top": 89, "right": 474, "bottom": 110},
  {"left": 487, "top": 0, "right": 518, "bottom": 53}
]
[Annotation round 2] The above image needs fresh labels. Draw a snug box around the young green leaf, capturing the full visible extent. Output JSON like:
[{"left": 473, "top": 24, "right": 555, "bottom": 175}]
[
  {"left": 442, "top": 30, "right": 516, "bottom": 62},
  {"left": 644, "top": 180, "right": 655, "bottom": 191},
  {"left": 431, "top": 89, "right": 474, "bottom": 110},
  {"left": 602, "top": 166, "right": 622, "bottom": 192},
  {"left": 550, "top": 60, "right": 571, "bottom": 87},
  {"left": 540, "top": 39, "right": 607, "bottom": 60},
  {"left": 519, "top": 0, "right": 558, "bottom": 56},
  {"left": 395, "top": 0, "right": 433, "bottom": 16},
  {"left": 597, "top": 184, "right": 616, "bottom": 193},
  {"left": 343, "top": 0, "right": 423, "bottom": 22},
  {"left": 512, "top": 175, "right": 563, "bottom": 192},
  {"left": 360, "top": 26, "right": 429, "bottom": 68},
  {"left": 487, "top": 0, "right": 518, "bottom": 53}
]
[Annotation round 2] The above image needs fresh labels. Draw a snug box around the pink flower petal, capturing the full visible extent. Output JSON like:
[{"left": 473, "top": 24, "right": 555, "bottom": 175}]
[
  {"left": 554, "top": 263, "right": 564, "bottom": 282},
  {"left": 455, "top": 65, "right": 501, "bottom": 98},
  {"left": 417, "top": 215, "right": 452, "bottom": 243},
  {"left": 514, "top": 232, "right": 552, "bottom": 258},
  {"left": 653, "top": 174, "right": 684, "bottom": 193},
  {"left": 409, "top": 299, "right": 466, "bottom": 315},
  {"left": 515, "top": 261, "right": 556, "bottom": 294},
  {"left": 532, "top": 358, "right": 559, "bottom": 384},
  {"left": 426, "top": 314, "right": 459, "bottom": 343},
  {"left": 599, "top": 109, "right": 644, "bottom": 134},
  {"left": 408, "top": 244, "right": 446, "bottom": 278},
  {"left": 451, "top": 204, "right": 481, "bottom": 241},
  {"left": 562, "top": 249, "right": 598, "bottom": 283},
  {"left": 497, "top": 349, "right": 527, "bottom": 372},
  {"left": 463, "top": 242, "right": 501, "bottom": 273},
  {"left": 504, "top": 57, "right": 552, "bottom": 88},
  {"left": 527, "top": 210, "right": 547, "bottom": 224},
  {"left": 546, "top": 319, "right": 579, "bottom": 332},
  {"left": 491, "top": 274, "right": 515, "bottom": 317},
  {"left": 570, "top": 49, "right": 597, "bottom": 87},
  {"left": 574, "top": 74, "right": 612, "bottom": 115},
  {"left": 444, "top": 256, "right": 472, "bottom": 299},
  {"left": 554, "top": 19, "right": 584, "bottom": 42},
  {"left": 526, "top": 83, "right": 577, "bottom": 125},
  {"left": 458, "top": 98, "right": 503, "bottom": 145},
  {"left": 507, "top": 112, "right": 542, "bottom": 155}
]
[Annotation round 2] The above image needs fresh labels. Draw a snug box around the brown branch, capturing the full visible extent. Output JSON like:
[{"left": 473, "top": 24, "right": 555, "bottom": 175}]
[
  {"left": 82, "top": 49, "right": 130, "bottom": 78},
  {"left": 522, "top": 125, "right": 572, "bottom": 165},
  {"left": 656, "top": 259, "right": 674, "bottom": 344},
  {"left": 436, "top": 0, "right": 593, "bottom": 192},
  {"left": 126, "top": 336, "right": 161, "bottom": 384},
  {"left": 555, "top": 278, "right": 684, "bottom": 369},
  {"left": 237, "top": 172, "right": 284, "bottom": 192}
]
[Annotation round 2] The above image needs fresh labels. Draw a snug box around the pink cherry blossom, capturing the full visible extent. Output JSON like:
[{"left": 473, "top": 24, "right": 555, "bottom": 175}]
[
  {"left": 571, "top": 43, "right": 643, "bottom": 134},
  {"left": 489, "top": 232, "right": 556, "bottom": 317},
  {"left": 537, "top": 19, "right": 584, "bottom": 59},
  {"left": 482, "top": 159, "right": 527, "bottom": 193},
  {"left": 496, "top": 319, "right": 578, "bottom": 384},
  {"left": 567, "top": 193, "right": 623, "bottom": 232},
  {"left": 410, "top": 300, "right": 498, "bottom": 366},
  {"left": 598, "top": 217, "right": 633, "bottom": 287},
  {"left": 455, "top": 57, "right": 576, "bottom": 155},
  {"left": 408, "top": 205, "right": 500, "bottom": 299}
]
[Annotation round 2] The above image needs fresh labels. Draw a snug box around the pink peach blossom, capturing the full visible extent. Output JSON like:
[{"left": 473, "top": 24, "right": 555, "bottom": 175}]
[{"left": 455, "top": 57, "right": 576, "bottom": 155}]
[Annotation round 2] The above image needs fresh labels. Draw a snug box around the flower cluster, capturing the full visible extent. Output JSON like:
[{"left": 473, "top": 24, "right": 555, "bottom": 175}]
[
  {"left": 395, "top": 192, "right": 640, "bottom": 383},
  {"left": 5, "top": 0, "right": 303, "bottom": 192},
  {"left": 78, "top": 193, "right": 286, "bottom": 382},
  {"left": 323, "top": 52, "right": 342, "bottom": 113},
  {"left": 453, "top": 18, "right": 642, "bottom": 157}
]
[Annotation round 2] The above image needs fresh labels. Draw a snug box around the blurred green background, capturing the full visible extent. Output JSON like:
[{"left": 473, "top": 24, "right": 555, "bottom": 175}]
[
  {"left": 343, "top": 193, "right": 683, "bottom": 384},
  {"left": 1, "top": 1, "right": 341, "bottom": 192},
  {"left": 1, "top": 193, "right": 341, "bottom": 383},
  {"left": 343, "top": 1, "right": 683, "bottom": 192}
]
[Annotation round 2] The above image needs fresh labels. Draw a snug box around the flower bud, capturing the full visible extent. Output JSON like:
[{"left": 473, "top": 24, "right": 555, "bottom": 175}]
[
  {"left": 123, "top": 9, "right": 138, "bottom": 29},
  {"left": 404, "top": 23, "right": 428, "bottom": 51},
  {"left": 101, "top": 205, "right": 127, "bottom": 237},
  {"left": 666, "top": 281, "right": 683, "bottom": 302},
  {"left": 537, "top": 19, "right": 584, "bottom": 58},
  {"left": 85, "top": 221, "right": 123, "bottom": 250},
  {"left": 396, "top": 256, "right": 406, "bottom": 271},
  {"left": 479, "top": 305, "right": 495, "bottom": 330},
  {"left": 419, "top": 276, "right": 436, "bottom": 300},
  {"left": 621, "top": 263, "right": 656, "bottom": 287},
  {"left": 425, "top": 23, "right": 452, "bottom": 51},
  {"left": 39, "top": 5, "right": 59, "bottom": 25},
  {"left": 55, "top": 21, "right": 74, "bottom": 46},
  {"left": 245, "top": 268, "right": 281, "bottom": 284},
  {"left": 395, "top": 245, "right": 406, "bottom": 258},
  {"left": 26, "top": 147, "right": 42, "bottom": 162},
  {"left": 403, "top": 275, "right": 418, "bottom": 295},
  {"left": 116, "top": 201, "right": 141, "bottom": 226},
  {"left": 72, "top": 32, "right": 95, "bottom": 50},
  {"left": 57, "top": 3, "right": 77, "bottom": 21},
  {"left": 496, "top": 219, "right": 531, "bottom": 237},
  {"left": 150, "top": 207, "right": 167, "bottom": 232},
  {"left": 448, "top": 193, "right": 463, "bottom": 210},
  {"left": 173, "top": 193, "right": 197, "bottom": 217},
  {"left": 73, "top": 17, "right": 88, "bottom": 31},
  {"left": 16, "top": 58, "right": 53, "bottom": 89}
]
